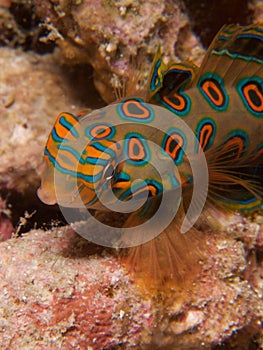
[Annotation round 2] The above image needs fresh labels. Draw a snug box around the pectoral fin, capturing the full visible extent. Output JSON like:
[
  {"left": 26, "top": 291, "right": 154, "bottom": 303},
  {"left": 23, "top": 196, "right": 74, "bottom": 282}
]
[{"left": 119, "top": 196, "right": 205, "bottom": 291}]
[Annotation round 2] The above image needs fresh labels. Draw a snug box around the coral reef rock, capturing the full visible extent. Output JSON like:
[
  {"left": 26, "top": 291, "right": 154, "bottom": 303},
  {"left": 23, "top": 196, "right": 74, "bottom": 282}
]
[
  {"left": 0, "top": 223, "right": 262, "bottom": 349},
  {"left": 34, "top": 0, "right": 204, "bottom": 102},
  {"left": 0, "top": 47, "right": 85, "bottom": 192}
]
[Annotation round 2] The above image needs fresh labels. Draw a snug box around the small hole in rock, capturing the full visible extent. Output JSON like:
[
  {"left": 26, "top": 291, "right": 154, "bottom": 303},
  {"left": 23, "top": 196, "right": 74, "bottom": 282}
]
[
  {"left": 61, "top": 63, "right": 105, "bottom": 109},
  {"left": 1, "top": 189, "right": 67, "bottom": 235}
]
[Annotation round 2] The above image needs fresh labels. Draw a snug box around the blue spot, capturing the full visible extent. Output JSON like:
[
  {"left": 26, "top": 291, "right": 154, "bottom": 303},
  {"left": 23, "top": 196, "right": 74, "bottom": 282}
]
[
  {"left": 161, "top": 127, "right": 186, "bottom": 164},
  {"left": 236, "top": 76, "right": 263, "bottom": 118},
  {"left": 124, "top": 132, "right": 150, "bottom": 166},
  {"left": 117, "top": 98, "right": 154, "bottom": 123},
  {"left": 85, "top": 122, "right": 115, "bottom": 140},
  {"left": 195, "top": 118, "right": 216, "bottom": 153},
  {"left": 197, "top": 73, "right": 229, "bottom": 111}
]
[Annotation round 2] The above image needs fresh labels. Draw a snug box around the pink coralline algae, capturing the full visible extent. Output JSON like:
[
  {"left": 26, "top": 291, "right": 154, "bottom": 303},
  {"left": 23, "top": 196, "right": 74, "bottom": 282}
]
[
  {"left": 0, "top": 228, "right": 153, "bottom": 349},
  {"left": 0, "top": 221, "right": 262, "bottom": 349}
]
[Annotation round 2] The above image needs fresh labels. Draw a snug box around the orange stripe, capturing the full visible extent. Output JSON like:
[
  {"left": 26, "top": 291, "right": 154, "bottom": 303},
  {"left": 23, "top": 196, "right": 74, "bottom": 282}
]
[
  {"left": 55, "top": 113, "right": 79, "bottom": 141},
  {"left": 243, "top": 84, "right": 263, "bottom": 112},
  {"left": 199, "top": 124, "right": 213, "bottom": 152},
  {"left": 90, "top": 125, "right": 112, "bottom": 139},
  {"left": 202, "top": 80, "right": 224, "bottom": 106},
  {"left": 163, "top": 93, "right": 186, "bottom": 111},
  {"left": 166, "top": 134, "right": 184, "bottom": 159},
  {"left": 128, "top": 138, "right": 146, "bottom": 161}
]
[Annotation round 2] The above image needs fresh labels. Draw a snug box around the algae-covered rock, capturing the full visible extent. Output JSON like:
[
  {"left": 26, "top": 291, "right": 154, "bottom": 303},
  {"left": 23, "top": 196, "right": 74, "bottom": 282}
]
[
  {"left": 0, "top": 222, "right": 261, "bottom": 349},
  {"left": 34, "top": 0, "right": 204, "bottom": 102},
  {"left": 0, "top": 47, "right": 87, "bottom": 192}
]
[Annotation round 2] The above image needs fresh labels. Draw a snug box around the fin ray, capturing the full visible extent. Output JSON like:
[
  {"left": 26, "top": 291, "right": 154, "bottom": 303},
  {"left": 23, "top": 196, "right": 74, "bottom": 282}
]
[
  {"left": 193, "top": 23, "right": 263, "bottom": 88},
  {"left": 121, "top": 203, "right": 205, "bottom": 290}
]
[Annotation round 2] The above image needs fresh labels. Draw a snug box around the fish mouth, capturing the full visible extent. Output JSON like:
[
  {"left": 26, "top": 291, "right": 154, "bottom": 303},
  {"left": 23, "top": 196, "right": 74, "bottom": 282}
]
[
  {"left": 37, "top": 186, "right": 57, "bottom": 205},
  {"left": 37, "top": 183, "right": 83, "bottom": 208}
]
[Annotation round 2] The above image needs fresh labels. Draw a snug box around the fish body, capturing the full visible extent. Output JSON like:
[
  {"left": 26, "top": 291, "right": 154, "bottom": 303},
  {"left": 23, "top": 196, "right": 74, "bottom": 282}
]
[
  {"left": 151, "top": 24, "right": 263, "bottom": 211},
  {"left": 38, "top": 23, "right": 263, "bottom": 287}
]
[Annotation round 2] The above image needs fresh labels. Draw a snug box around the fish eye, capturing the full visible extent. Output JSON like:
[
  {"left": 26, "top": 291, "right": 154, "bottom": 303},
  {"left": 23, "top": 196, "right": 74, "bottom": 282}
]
[{"left": 103, "top": 164, "right": 115, "bottom": 181}]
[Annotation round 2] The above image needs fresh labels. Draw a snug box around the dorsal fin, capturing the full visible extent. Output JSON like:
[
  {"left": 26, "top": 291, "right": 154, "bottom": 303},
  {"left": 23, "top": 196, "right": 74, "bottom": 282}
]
[
  {"left": 147, "top": 47, "right": 169, "bottom": 98},
  {"left": 112, "top": 48, "right": 169, "bottom": 102},
  {"left": 152, "top": 61, "right": 198, "bottom": 114},
  {"left": 114, "top": 47, "right": 198, "bottom": 103},
  {"left": 192, "top": 23, "right": 263, "bottom": 87}
]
